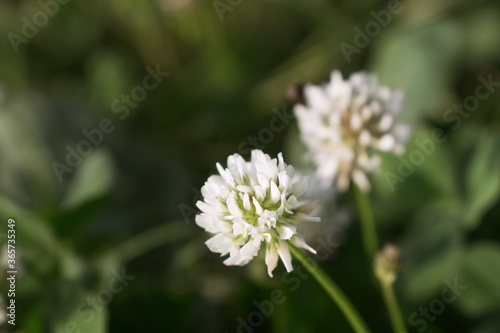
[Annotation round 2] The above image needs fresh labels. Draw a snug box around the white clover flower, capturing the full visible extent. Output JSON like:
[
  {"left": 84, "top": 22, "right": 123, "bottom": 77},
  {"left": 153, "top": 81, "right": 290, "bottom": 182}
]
[
  {"left": 294, "top": 70, "right": 411, "bottom": 193},
  {"left": 196, "top": 150, "right": 320, "bottom": 277}
]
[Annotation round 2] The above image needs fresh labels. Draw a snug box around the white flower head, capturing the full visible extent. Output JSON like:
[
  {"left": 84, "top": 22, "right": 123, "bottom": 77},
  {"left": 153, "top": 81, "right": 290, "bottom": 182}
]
[
  {"left": 196, "top": 150, "right": 320, "bottom": 277},
  {"left": 294, "top": 70, "right": 411, "bottom": 193}
]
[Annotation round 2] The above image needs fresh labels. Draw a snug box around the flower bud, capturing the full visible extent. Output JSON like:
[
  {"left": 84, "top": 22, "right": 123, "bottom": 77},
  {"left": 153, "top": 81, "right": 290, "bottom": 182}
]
[{"left": 374, "top": 243, "right": 402, "bottom": 285}]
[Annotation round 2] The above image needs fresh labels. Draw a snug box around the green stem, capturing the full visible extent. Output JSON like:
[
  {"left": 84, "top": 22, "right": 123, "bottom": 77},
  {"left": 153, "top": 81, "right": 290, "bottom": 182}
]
[
  {"left": 354, "top": 185, "right": 406, "bottom": 333},
  {"left": 354, "top": 186, "right": 378, "bottom": 258},
  {"left": 115, "top": 222, "right": 190, "bottom": 263},
  {"left": 289, "top": 245, "right": 371, "bottom": 333},
  {"left": 381, "top": 283, "right": 407, "bottom": 333}
]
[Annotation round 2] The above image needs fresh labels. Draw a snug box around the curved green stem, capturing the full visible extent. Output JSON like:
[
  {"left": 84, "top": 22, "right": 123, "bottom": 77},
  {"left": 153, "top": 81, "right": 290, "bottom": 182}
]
[
  {"left": 289, "top": 245, "right": 372, "bottom": 333},
  {"left": 354, "top": 186, "right": 378, "bottom": 258},
  {"left": 381, "top": 283, "right": 407, "bottom": 333},
  {"left": 115, "top": 222, "right": 190, "bottom": 263}
]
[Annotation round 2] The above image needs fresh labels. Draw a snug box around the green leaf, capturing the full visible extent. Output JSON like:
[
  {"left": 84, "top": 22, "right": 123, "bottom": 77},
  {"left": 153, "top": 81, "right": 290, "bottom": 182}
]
[
  {"left": 409, "top": 128, "right": 458, "bottom": 198},
  {"left": 62, "top": 149, "right": 115, "bottom": 210},
  {"left": 455, "top": 242, "right": 500, "bottom": 317},
  {"left": 0, "top": 196, "right": 57, "bottom": 252},
  {"left": 463, "top": 133, "right": 500, "bottom": 228},
  {"left": 370, "top": 21, "right": 463, "bottom": 122},
  {"left": 399, "top": 206, "right": 464, "bottom": 302},
  {"left": 0, "top": 196, "right": 57, "bottom": 277},
  {"left": 371, "top": 127, "right": 460, "bottom": 224},
  {"left": 0, "top": 101, "right": 58, "bottom": 215}
]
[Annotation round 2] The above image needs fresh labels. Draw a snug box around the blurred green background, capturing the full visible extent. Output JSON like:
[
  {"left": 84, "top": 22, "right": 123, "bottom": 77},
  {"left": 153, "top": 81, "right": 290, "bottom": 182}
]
[{"left": 0, "top": 0, "right": 500, "bottom": 332}]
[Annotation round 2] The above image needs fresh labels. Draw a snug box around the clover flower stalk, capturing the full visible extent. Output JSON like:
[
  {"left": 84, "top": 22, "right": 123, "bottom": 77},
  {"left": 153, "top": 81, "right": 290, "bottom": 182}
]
[
  {"left": 374, "top": 244, "right": 406, "bottom": 333},
  {"left": 294, "top": 70, "right": 411, "bottom": 193},
  {"left": 196, "top": 150, "right": 371, "bottom": 333},
  {"left": 294, "top": 70, "right": 409, "bottom": 333},
  {"left": 196, "top": 150, "right": 320, "bottom": 277}
]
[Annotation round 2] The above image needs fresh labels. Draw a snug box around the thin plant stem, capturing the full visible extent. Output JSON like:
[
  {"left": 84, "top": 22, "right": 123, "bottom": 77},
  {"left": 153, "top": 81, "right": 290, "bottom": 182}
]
[
  {"left": 289, "top": 245, "right": 372, "bottom": 333},
  {"left": 354, "top": 186, "right": 378, "bottom": 258},
  {"left": 381, "top": 283, "right": 407, "bottom": 333},
  {"left": 115, "top": 222, "right": 190, "bottom": 263},
  {"left": 354, "top": 185, "right": 407, "bottom": 333}
]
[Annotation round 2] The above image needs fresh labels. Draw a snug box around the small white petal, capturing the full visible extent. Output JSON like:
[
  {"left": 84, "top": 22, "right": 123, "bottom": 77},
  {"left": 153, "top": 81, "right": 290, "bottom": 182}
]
[
  {"left": 270, "top": 181, "right": 280, "bottom": 203},
  {"left": 369, "top": 100, "right": 381, "bottom": 115},
  {"left": 240, "top": 239, "right": 261, "bottom": 258},
  {"left": 277, "top": 171, "right": 289, "bottom": 191},
  {"left": 359, "top": 130, "right": 371, "bottom": 146},
  {"left": 265, "top": 244, "right": 279, "bottom": 277},
  {"left": 278, "top": 225, "right": 297, "bottom": 240},
  {"left": 304, "top": 85, "right": 330, "bottom": 112},
  {"left": 277, "top": 240, "right": 293, "bottom": 272},
  {"left": 352, "top": 169, "right": 371, "bottom": 193},
  {"left": 257, "top": 173, "right": 269, "bottom": 190},
  {"left": 236, "top": 185, "right": 253, "bottom": 193},
  {"left": 377, "top": 134, "right": 395, "bottom": 151},
  {"left": 298, "top": 213, "right": 321, "bottom": 223},
  {"left": 277, "top": 153, "right": 286, "bottom": 172},
  {"left": 243, "top": 193, "right": 252, "bottom": 211},
  {"left": 337, "top": 172, "right": 350, "bottom": 192},
  {"left": 206, "top": 233, "right": 235, "bottom": 255},
  {"left": 290, "top": 235, "right": 317, "bottom": 254},
  {"left": 226, "top": 193, "right": 242, "bottom": 218},
  {"left": 339, "top": 147, "right": 354, "bottom": 162},
  {"left": 378, "top": 86, "right": 391, "bottom": 100},
  {"left": 394, "top": 145, "right": 405, "bottom": 155},
  {"left": 217, "top": 163, "right": 235, "bottom": 187},
  {"left": 252, "top": 236, "right": 263, "bottom": 247},
  {"left": 228, "top": 154, "right": 249, "bottom": 184},
  {"left": 263, "top": 233, "right": 272, "bottom": 243},
  {"left": 196, "top": 214, "right": 231, "bottom": 233},
  {"left": 286, "top": 165, "right": 295, "bottom": 178},
  {"left": 296, "top": 200, "right": 322, "bottom": 214},
  {"left": 252, "top": 197, "right": 263, "bottom": 215},
  {"left": 224, "top": 249, "right": 252, "bottom": 266},
  {"left": 350, "top": 113, "right": 362, "bottom": 131},
  {"left": 378, "top": 114, "right": 393, "bottom": 131},
  {"left": 254, "top": 185, "right": 266, "bottom": 201},
  {"left": 232, "top": 218, "right": 245, "bottom": 236},
  {"left": 196, "top": 201, "right": 215, "bottom": 215},
  {"left": 361, "top": 106, "right": 372, "bottom": 121},
  {"left": 369, "top": 155, "right": 382, "bottom": 169},
  {"left": 393, "top": 124, "right": 412, "bottom": 142},
  {"left": 292, "top": 177, "right": 309, "bottom": 196},
  {"left": 286, "top": 195, "right": 298, "bottom": 206}
]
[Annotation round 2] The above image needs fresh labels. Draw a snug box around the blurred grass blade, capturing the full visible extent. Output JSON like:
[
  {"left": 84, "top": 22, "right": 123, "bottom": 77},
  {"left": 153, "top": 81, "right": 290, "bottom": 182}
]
[
  {"left": 112, "top": 222, "right": 192, "bottom": 263},
  {"left": 463, "top": 132, "right": 500, "bottom": 228},
  {"left": 62, "top": 149, "right": 115, "bottom": 210}
]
